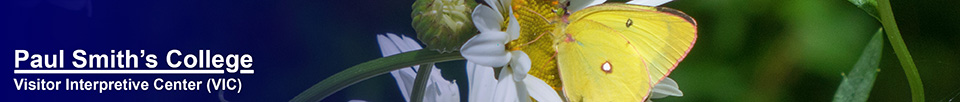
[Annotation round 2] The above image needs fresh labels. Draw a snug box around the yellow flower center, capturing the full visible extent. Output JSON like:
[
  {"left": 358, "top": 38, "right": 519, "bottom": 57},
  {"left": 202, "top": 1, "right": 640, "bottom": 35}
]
[{"left": 510, "top": 0, "right": 566, "bottom": 94}]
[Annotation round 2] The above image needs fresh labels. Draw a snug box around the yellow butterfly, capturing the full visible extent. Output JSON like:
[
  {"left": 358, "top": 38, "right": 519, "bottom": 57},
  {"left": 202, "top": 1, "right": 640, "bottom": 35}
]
[{"left": 508, "top": 0, "right": 697, "bottom": 101}]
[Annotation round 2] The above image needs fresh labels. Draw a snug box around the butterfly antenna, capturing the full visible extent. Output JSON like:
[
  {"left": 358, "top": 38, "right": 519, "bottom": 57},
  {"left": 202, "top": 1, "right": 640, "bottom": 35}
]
[
  {"left": 520, "top": 7, "right": 552, "bottom": 24},
  {"left": 520, "top": 32, "right": 549, "bottom": 47},
  {"left": 536, "top": 50, "right": 559, "bottom": 69}
]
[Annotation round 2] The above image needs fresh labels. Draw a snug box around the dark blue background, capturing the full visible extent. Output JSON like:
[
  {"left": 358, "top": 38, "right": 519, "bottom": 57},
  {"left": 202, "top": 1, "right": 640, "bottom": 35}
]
[
  {"left": 6, "top": 0, "right": 960, "bottom": 102},
  {"left": 2, "top": 0, "right": 434, "bottom": 101}
]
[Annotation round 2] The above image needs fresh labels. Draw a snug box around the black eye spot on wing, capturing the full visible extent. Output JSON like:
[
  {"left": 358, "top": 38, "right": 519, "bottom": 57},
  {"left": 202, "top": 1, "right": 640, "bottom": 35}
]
[{"left": 626, "top": 18, "right": 633, "bottom": 28}]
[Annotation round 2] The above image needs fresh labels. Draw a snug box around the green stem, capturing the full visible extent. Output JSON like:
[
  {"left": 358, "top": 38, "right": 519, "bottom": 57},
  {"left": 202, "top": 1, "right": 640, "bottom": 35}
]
[
  {"left": 409, "top": 63, "right": 435, "bottom": 102},
  {"left": 877, "top": 0, "right": 924, "bottom": 101},
  {"left": 290, "top": 50, "right": 464, "bottom": 102}
]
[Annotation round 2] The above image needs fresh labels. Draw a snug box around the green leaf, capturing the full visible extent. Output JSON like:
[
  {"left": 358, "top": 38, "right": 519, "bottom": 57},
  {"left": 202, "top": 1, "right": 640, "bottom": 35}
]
[
  {"left": 290, "top": 50, "right": 463, "bottom": 102},
  {"left": 833, "top": 28, "right": 884, "bottom": 102},
  {"left": 848, "top": 0, "right": 879, "bottom": 20}
]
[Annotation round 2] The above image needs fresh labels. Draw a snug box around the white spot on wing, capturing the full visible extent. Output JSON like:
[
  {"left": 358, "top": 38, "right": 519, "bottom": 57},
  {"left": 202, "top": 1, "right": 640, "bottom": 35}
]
[{"left": 601, "top": 61, "right": 612, "bottom": 73}]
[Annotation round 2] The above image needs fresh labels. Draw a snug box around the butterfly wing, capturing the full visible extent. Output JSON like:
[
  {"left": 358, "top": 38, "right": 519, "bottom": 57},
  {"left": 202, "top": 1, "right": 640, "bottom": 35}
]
[{"left": 556, "top": 4, "right": 697, "bottom": 101}]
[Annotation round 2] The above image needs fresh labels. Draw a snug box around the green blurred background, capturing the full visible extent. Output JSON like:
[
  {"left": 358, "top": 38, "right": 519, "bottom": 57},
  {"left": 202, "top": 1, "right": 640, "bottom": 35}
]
[
  {"left": 336, "top": 0, "right": 960, "bottom": 101},
  {"left": 659, "top": 0, "right": 960, "bottom": 101}
]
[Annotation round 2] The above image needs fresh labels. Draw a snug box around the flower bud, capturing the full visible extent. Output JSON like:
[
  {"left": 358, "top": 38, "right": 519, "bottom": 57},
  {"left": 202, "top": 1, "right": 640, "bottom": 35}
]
[{"left": 411, "top": 0, "right": 478, "bottom": 53}]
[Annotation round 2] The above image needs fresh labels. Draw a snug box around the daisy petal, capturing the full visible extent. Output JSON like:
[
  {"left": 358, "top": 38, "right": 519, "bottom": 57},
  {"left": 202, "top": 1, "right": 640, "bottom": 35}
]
[
  {"left": 499, "top": 66, "right": 513, "bottom": 81},
  {"left": 626, "top": 0, "right": 672, "bottom": 7},
  {"left": 494, "top": 72, "right": 520, "bottom": 102},
  {"left": 501, "top": 67, "right": 531, "bottom": 102},
  {"left": 472, "top": 5, "right": 504, "bottom": 31},
  {"left": 385, "top": 34, "right": 412, "bottom": 53},
  {"left": 378, "top": 33, "right": 460, "bottom": 102},
  {"left": 348, "top": 100, "right": 368, "bottom": 102},
  {"left": 400, "top": 35, "right": 424, "bottom": 51},
  {"left": 521, "top": 75, "right": 563, "bottom": 102},
  {"left": 467, "top": 63, "right": 498, "bottom": 102},
  {"left": 376, "top": 34, "right": 402, "bottom": 56},
  {"left": 438, "top": 81, "right": 461, "bottom": 102},
  {"left": 377, "top": 34, "right": 417, "bottom": 101},
  {"left": 515, "top": 83, "right": 531, "bottom": 102},
  {"left": 509, "top": 51, "right": 531, "bottom": 81},
  {"left": 483, "top": 0, "right": 501, "bottom": 12},
  {"left": 461, "top": 32, "right": 512, "bottom": 67},
  {"left": 424, "top": 83, "right": 439, "bottom": 102},
  {"left": 391, "top": 68, "right": 417, "bottom": 101},
  {"left": 649, "top": 77, "right": 683, "bottom": 99},
  {"left": 567, "top": 0, "right": 606, "bottom": 12},
  {"left": 506, "top": 16, "right": 521, "bottom": 40},
  {"left": 497, "top": 0, "right": 513, "bottom": 14}
]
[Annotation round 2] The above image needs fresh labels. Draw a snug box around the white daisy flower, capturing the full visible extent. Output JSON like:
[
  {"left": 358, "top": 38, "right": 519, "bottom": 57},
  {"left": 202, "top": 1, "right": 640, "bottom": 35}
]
[{"left": 460, "top": 0, "right": 562, "bottom": 102}]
